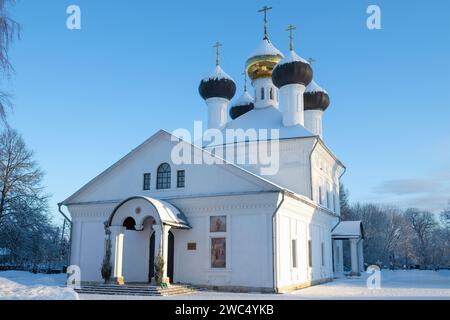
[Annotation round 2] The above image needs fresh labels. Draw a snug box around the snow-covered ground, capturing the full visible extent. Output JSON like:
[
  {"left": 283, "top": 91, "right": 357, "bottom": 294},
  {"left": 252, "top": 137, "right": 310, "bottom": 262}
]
[
  {"left": 0, "top": 271, "right": 78, "bottom": 300},
  {"left": 80, "top": 270, "right": 450, "bottom": 300},
  {"left": 1, "top": 270, "right": 449, "bottom": 300}
]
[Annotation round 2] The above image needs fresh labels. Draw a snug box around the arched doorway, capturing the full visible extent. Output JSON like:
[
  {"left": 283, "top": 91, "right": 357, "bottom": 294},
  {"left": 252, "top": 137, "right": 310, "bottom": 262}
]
[
  {"left": 167, "top": 231, "right": 174, "bottom": 283},
  {"left": 148, "top": 230, "right": 174, "bottom": 284}
]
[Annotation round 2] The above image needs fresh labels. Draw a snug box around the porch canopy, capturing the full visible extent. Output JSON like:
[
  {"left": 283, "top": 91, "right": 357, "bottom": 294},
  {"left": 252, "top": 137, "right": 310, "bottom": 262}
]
[
  {"left": 332, "top": 221, "right": 364, "bottom": 240},
  {"left": 108, "top": 196, "right": 190, "bottom": 229},
  {"left": 106, "top": 196, "right": 190, "bottom": 285},
  {"left": 332, "top": 221, "right": 365, "bottom": 276}
]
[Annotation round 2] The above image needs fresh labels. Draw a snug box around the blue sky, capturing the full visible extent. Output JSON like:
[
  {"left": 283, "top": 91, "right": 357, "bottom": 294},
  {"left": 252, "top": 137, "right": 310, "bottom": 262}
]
[{"left": 4, "top": 0, "right": 450, "bottom": 224}]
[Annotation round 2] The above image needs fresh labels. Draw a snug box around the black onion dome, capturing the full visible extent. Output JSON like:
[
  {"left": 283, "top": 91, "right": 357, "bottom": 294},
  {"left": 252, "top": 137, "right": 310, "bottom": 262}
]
[
  {"left": 272, "top": 51, "right": 313, "bottom": 88},
  {"left": 304, "top": 80, "right": 330, "bottom": 111},
  {"left": 199, "top": 65, "right": 236, "bottom": 101},
  {"left": 229, "top": 91, "right": 254, "bottom": 120}
]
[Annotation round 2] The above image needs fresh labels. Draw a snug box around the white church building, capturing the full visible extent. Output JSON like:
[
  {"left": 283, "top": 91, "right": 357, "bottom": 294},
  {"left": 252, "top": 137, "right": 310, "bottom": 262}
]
[{"left": 62, "top": 10, "right": 364, "bottom": 293}]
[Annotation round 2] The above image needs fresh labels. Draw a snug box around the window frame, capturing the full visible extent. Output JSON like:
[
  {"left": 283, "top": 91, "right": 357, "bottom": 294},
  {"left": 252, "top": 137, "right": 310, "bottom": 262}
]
[
  {"left": 156, "top": 163, "right": 171, "bottom": 190},
  {"left": 177, "top": 170, "right": 185, "bottom": 188},
  {"left": 143, "top": 173, "right": 151, "bottom": 191},
  {"left": 321, "top": 242, "right": 325, "bottom": 267},
  {"left": 318, "top": 186, "right": 323, "bottom": 205},
  {"left": 292, "top": 239, "right": 298, "bottom": 268},
  {"left": 308, "top": 240, "right": 313, "bottom": 268}
]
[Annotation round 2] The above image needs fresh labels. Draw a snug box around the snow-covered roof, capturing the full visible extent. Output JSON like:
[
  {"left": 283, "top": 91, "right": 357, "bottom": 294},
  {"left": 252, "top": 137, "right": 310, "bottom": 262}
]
[
  {"left": 231, "top": 91, "right": 254, "bottom": 107},
  {"left": 219, "top": 107, "right": 314, "bottom": 144},
  {"left": 108, "top": 196, "right": 191, "bottom": 229},
  {"left": 277, "top": 50, "right": 309, "bottom": 65},
  {"left": 332, "top": 221, "right": 364, "bottom": 239},
  {"left": 202, "top": 65, "right": 234, "bottom": 82},
  {"left": 306, "top": 80, "right": 328, "bottom": 94},
  {"left": 248, "top": 38, "right": 284, "bottom": 59}
]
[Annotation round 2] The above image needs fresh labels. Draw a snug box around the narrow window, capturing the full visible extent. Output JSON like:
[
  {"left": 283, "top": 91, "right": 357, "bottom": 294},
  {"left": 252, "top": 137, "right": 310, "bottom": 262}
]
[
  {"left": 156, "top": 163, "right": 171, "bottom": 189},
  {"left": 123, "top": 217, "right": 136, "bottom": 231},
  {"left": 177, "top": 170, "right": 185, "bottom": 188},
  {"left": 308, "top": 240, "right": 313, "bottom": 267},
  {"left": 321, "top": 242, "right": 325, "bottom": 266},
  {"left": 270, "top": 88, "right": 274, "bottom": 100},
  {"left": 292, "top": 239, "right": 298, "bottom": 268},
  {"left": 327, "top": 191, "right": 331, "bottom": 209},
  {"left": 143, "top": 173, "right": 151, "bottom": 190},
  {"left": 261, "top": 88, "right": 265, "bottom": 100},
  {"left": 333, "top": 193, "right": 337, "bottom": 212},
  {"left": 319, "top": 186, "right": 323, "bottom": 205}
]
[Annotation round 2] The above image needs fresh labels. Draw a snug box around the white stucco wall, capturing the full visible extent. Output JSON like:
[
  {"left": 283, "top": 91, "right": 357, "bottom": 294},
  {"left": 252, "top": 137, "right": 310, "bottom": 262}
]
[
  {"left": 214, "top": 137, "right": 317, "bottom": 198},
  {"left": 275, "top": 195, "right": 337, "bottom": 290},
  {"left": 67, "top": 193, "right": 279, "bottom": 290}
]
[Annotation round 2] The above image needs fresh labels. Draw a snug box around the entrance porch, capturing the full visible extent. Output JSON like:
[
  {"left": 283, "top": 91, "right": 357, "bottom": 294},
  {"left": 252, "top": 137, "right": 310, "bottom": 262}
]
[{"left": 104, "top": 196, "right": 191, "bottom": 285}]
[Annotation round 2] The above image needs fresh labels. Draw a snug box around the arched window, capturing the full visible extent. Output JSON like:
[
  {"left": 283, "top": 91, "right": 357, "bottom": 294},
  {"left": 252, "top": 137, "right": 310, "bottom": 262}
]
[
  {"left": 270, "top": 88, "right": 274, "bottom": 100},
  {"left": 261, "top": 88, "right": 265, "bottom": 100},
  {"left": 123, "top": 217, "right": 136, "bottom": 231},
  {"left": 157, "top": 163, "right": 171, "bottom": 189}
]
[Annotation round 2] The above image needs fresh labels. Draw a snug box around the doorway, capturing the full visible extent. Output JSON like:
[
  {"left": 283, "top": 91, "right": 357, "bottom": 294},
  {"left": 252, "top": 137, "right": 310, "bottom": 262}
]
[{"left": 148, "top": 231, "right": 174, "bottom": 284}]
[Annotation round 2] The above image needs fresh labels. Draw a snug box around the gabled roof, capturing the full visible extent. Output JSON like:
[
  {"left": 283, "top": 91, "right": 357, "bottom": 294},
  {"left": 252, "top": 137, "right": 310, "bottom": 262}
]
[{"left": 62, "top": 129, "right": 284, "bottom": 206}]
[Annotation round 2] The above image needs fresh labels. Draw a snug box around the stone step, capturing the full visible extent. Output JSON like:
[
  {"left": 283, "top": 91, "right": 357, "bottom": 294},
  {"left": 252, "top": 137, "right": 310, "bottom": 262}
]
[{"left": 75, "top": 284, "right": 195, "bottom": 297}]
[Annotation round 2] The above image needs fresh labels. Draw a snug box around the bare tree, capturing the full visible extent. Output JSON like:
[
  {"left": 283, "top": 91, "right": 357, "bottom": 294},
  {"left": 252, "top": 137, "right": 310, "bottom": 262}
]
[
  {"left": 0, "top": 128, "right": 45, "bottom": 227},
  {"left": 405, "top": 208, "right": 438, "bottom": 265},
  {"left": 0, "top": 0, "right": 20, "bottom": 123},
  {"left": 339, "top": 182, "right": 351, "bottom": 220},
  {"left": 441, "top": 202, "right": 450, "bottom": 231}
]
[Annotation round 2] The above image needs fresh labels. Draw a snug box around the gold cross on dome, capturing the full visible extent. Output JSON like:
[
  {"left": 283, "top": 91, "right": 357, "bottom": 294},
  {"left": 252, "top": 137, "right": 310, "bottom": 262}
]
[
  {"left": 286, "top": 24, "right": 297, "bottom": 51},
  {"left": 258, "top": 6, "right": 273, "bottom": 39}
]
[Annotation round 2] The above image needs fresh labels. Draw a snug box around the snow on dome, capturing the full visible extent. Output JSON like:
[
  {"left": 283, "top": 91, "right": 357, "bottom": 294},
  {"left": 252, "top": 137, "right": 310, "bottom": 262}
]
[
  {"left": 248, "top": 38, "right": 284, "bottom": 59},
  {"left": 278, "top": 50, "right": 309, "bottom": 65},
  {"left": 306, "top": 80, "right": 328, "bottom": 94},
  {"left": 232, "top": 91, "right": 254, "bottom": 107},
  {"left": 202, "top": 65, "right": 234, "bottom": 82}
]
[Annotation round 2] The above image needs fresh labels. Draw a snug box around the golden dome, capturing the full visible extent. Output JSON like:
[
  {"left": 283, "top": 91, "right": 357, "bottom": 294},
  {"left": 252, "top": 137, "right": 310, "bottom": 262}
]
[{"left": 246, "top": 38, "right": 284, "bottom": 81}]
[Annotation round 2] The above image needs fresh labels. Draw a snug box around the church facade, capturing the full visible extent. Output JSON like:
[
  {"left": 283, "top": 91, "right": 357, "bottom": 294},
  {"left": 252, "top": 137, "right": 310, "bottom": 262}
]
[{"left": 62, "top": 9, "right": 364, "bottom": 293}]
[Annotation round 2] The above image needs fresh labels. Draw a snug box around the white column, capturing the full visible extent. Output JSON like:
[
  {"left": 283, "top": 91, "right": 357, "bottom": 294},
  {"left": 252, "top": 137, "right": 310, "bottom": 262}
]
[
  {"left": 206, "top": 97, "right": 228, "bottom": 130},
  {"left": 358, "top": 240, "right": 365, "bottom": 273},
  {"left": 162, "top": 225, "right": 172, "bottom": 282},
  {"left": 336, "top": 240, "right": 344, "bottom": 275},
  {"left": 304, "top": 110, "right": 324, "bottom": 138},
  {"left": 280, "top": 83, "right": 305, "bottom": 127},
  {"left": 349, "top": 238, "right": 360, "bottom": 276},
  {"left": 153, "top": 224, "right": 162, "bottom": 258},
  {"left": 110, "top": 226, "right": 125, "bottom": 284}
]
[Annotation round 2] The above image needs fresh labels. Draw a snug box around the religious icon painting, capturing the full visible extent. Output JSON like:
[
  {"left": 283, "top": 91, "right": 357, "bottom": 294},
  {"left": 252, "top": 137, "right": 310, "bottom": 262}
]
[
  {"left": 211, "top": 238, "right": 226, "bottom": 268},
  {"left": 210, "top": 216, "right": 226, "bottom": 233}
]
